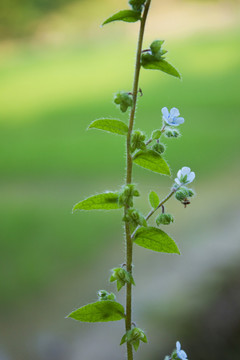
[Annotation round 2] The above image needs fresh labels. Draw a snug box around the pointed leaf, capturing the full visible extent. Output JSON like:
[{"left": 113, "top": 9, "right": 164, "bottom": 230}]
[
  {"left": 67, "top": 301, "right": 125, "bottom": 323},
  {"left": 141, "top": 333, "right": 148, "bottom": 343},
  {"left": 102, "top": 10, "right": 141, "bottom": 26},
  {"left": 149, "top": 191, "right": 160, "bottom": 209},
  {"left": 142, "top": 59, "right": 181, "bottom": 79},
  {"left": 134, "top": 227, "right": 180, "bottom": 254},
  {"left": 133, "top": 340, "right": 140, "bottom": 352},
  {"left": 73, "top": 192, "right": 121, "bottom": 212},
  {"left": 88, "top": 119, "right": 128, "bottom": 136},
  {"left": 117, "top": 280, "right": 124, "bottom": 291},
  {"left": 120, "top": 333, "right": 127, "bottom": 345},
  {"left": 133, "top": 150, "right": 171, "bottom": 175}
]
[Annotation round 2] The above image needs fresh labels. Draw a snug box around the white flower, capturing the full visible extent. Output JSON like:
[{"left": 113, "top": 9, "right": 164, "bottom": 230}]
[
  {"left": 161, "top": 107, "right": 184, "bottom": 126},
  {"left": 175, "top": 167, "right": 195, "bottom": 186},
  {"left": 176, "top": 341, "right": 188, "bottom": 360}
]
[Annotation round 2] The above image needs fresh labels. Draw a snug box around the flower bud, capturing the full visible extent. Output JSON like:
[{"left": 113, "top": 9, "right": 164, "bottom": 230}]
[
  {"left": 187, "top": 188, "right": 195, "bottom": 197},
  {"left": 150, "top": 40, "right": 164, "bottom": 55},
  {"left": 151, "top": 129, "right": 162, "bottom": 140},
  {"left": 129, "top": 0, "right": 146, "bottom": 12},
  {"left": 140, "top": 52, "right": 155, "bottom": 66},
  {"left": 131, "top": 130, "right": 146, "bottom": 153},
  {"left": 118, "top": 184, "right": 140, "bottom": 207},
  {"left": 175, "top": 188, "right": 189, "bottom": 201},
  {"left": 123, "top": 208, "right": 147, "bottom": 227},
  {"left": 164, "top": 128, "right": 180, "bottom": 138},
  {"left": 120, "top": 327, "right": 147, "bottom": 352},
  {"left": 114, "top": 91, "right": 133, "bottom": 113},
  {"left": 97, "top": 290, "right": 116, "bottom": 301},
  {"left": 110, "top": 267, "right": 135, "bottom": 291},
  {"left": 152, "top": 143, "right": 165, "bottom": 154},
  {"left": 156, "top": 213, "right": 174, "bottom": 226}
]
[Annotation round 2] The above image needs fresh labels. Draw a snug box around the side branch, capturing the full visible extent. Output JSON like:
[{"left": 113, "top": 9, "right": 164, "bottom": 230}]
[{"left": 131, "top": 189, "right": 176, "bottom": 239}]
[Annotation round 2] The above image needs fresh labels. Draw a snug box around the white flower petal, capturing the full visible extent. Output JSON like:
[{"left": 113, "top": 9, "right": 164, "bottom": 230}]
[
  {"left": 177, "top": 170, "right": 182, "bottom": 179},
  {"left": 176, "top": 341, "right": 181, "bottom": 351},
  {"left": 179, "top": 350, "right": 187, "bottom": 359},
  {"left": 187, "top": 172, "right": 195, "bottom": 183},
  {"left": 175, "top": 178, "right": 181, "bottom": 185},
  {"left": 170, "top": 107, "right": 180, "bottom": 117},
  {"left": 161, "top": 107, "right": 169, "bottom": 119},
  {"left": 181, "top": 167, "right": 191, "bottom": 176},
  {"left": 175, "top": 117, "right": 184, "bottom": 125}
]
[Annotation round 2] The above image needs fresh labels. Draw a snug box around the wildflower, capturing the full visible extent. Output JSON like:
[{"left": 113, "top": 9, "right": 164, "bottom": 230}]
[
  {"left": 161, "top": 107, "right": 184, "bottom": 126},
  {"left": 176, "top": 341, "right": 188, "bottom": 360},
  {"left": 175, "top": 167, "right": 195, "bottom": 186}
]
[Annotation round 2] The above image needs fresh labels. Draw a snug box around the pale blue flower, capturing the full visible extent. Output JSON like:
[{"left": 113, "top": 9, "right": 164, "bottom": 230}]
[
  {"left": 175, "top": 167, "right": 195, "bottom": 186},
  {"left": 161, "top": 107, "right": 184, "bottom": 126},
  {"left": 176, "top": 341, "right": 188, "bottom": 360}
]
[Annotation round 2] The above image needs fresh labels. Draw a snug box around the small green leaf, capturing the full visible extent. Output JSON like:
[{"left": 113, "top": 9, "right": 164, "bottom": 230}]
[
  {"left": 117, "top": 280, "right": 124, "bottom": 291},
  {"left": 120, "top": 333, "right": 127, "bottom": 345},
  {"left": 133, "top": 150, "right": 171, "bottom": 175},
  {"left": 73, "top": 192, "right": 121, "bottom": 212},
  {"left": 134, "top": 227, "right": 180, "bottom": 254},
  {"left": 88, "top": 119, "right": 128, "bottom": 136},
  {"left": 133, "top": 340, "right": 140, "bottom": 352},
  {"left": 142, "top": 59, "right": 181, "bottom": 79},
  {"left": 149, "top": 191, "right": 160, "bottom": 209},
  {"left": 67, "top": 301, "right": 125, "bottom": 322},
  {"left": 141, "top": 333, "right": 148, "bottom": 343},
  {"left": 102, "top": 10, "right": 141, "bottom": 26}
]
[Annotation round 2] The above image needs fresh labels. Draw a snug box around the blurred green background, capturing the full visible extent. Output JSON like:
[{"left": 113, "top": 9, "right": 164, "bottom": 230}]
[{"left": 1, "top": 0, "right": 240, "bottom": 359}]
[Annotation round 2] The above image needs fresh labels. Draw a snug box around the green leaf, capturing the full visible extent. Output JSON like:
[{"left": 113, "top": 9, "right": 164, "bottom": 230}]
[
  {"left": 120, "top": 333, "right": 127, "bottom": 345},
  {"left": 133, "top": 150, "right": 171, "bottom": 175},
  {"left": 102, "top": 10, "right": 141, "bottom": 26},
  {"left": 73, "top": 192, "right": 121, "bottom": 212},
  {"left": 142, "top": 59, "right": 181, "bottom": 79},
  {"left": 88, "top": 119, "right": 128, "bottom": 136},
  {"left": 67, "top": 301, "right": 125, "bottom": 322},
  {"left": 149, "top": 191, "right": 160, "bottom": 209},
  {"left": 134, "top": 227, "right": 180, "bottom": 254},
  {"left": 117, "top": 280, "right": 124, "bottom": 291},
  {"left": 133, "top": 340, "right": 140, "bottom": 351}
]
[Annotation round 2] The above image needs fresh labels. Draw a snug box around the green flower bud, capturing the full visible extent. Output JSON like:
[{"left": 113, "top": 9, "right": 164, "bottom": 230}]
[
  {"left": 123, "top": 208, "right": 147, "bottom": 227},
  {"left": 140, "top": 52, "right": 155, "bottom": 66},
  {"left": 152, "top": 143, "right": 166, "bottom": 154},
  {"left": 151, "top": 129, "right": 162, "bottom": 140},
  {"left": 131, "top": 130, "right": 146, "bottom": 153},
  {"left": 187, "top": 188, "right": 195, "bottom": 197},
  {"left": 150, "top": 40, "right": 164, "bottom": 55},
  {"left": 110, "top": 267, "right": 135, "bottom": 291},
  {"left": 129, "top": 0, "right": 146, "bottom": 12},
  {"left": 175, "top": 188, "right": 189, "bottom": 201},
  {"left": 114, "top": 91, "right": 133, "bottom": 113},
  {"left": 164, "top": 127, "right": 180, "bottom": 138},
  {"left": 118, "top": 184, "right": 140, "bottom": 207},
  {"left": 156, "top": 213, "right": 174, "bottom": 226},
  {"left": 97, "top": 290, "right": 116, "bottom": 301},
  {"left": 120, "top": 327, "right": 147, "bottom": 352}
]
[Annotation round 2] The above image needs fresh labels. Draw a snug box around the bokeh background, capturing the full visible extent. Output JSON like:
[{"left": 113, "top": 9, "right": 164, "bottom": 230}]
[{"left": 1, "top": 0, "right": 240, "bottom": 359}]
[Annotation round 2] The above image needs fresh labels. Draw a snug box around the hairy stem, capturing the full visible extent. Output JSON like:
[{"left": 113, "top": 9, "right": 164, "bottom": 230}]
[{"left": 124, "top": 2, "right": 151, "bottom": 359}]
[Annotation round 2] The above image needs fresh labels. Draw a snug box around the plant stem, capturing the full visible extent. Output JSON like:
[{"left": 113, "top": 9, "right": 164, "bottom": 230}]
[{"left": 124, "top": 2, "right": 151, "bottom": 359}]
